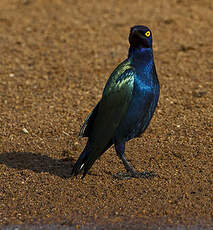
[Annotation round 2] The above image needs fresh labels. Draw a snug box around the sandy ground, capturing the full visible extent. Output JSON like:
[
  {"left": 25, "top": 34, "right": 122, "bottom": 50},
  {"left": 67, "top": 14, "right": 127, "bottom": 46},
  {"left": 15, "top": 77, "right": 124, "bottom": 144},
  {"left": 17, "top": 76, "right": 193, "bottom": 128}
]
[{"left": 0, "top": 0, "right": 212, "bottom": 229}]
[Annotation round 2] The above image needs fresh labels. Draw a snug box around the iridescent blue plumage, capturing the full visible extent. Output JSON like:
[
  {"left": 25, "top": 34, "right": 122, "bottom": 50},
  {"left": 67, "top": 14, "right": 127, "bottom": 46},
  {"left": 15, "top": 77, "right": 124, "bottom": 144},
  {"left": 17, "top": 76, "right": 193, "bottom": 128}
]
[{"left": 71, "top": 25, "right": 160, "bottom": 179}]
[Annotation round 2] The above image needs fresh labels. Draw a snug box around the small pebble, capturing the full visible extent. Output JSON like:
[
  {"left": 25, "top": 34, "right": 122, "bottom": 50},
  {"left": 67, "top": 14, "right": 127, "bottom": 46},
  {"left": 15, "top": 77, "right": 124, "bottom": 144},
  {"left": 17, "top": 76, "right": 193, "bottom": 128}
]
[{"left": 22, "top": 128, "right": 29, "bottom": 134}]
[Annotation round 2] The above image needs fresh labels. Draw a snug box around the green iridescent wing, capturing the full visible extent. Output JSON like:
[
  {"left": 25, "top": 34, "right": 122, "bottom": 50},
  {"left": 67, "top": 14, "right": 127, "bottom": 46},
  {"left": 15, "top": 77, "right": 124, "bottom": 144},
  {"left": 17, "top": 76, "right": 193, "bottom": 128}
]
[
  {"left": 78, "top": 59, "right": 135, "bottom": 175},
  {"left": 79, "top": 59, "right": 135, "bottom": 143},
  {"left": 79, "top": 101, "right": 100, "bottom": 137}
]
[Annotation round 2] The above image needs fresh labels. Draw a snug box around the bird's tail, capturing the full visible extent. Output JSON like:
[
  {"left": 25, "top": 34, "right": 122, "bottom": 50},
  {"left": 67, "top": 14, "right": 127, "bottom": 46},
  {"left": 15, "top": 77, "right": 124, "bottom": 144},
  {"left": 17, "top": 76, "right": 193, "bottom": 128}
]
[
  {"left": 71, "top": 142, "right": 90, "bottom": 178},
  {"left": 71, "top": 140, "right": 112, "bottom": 179}
]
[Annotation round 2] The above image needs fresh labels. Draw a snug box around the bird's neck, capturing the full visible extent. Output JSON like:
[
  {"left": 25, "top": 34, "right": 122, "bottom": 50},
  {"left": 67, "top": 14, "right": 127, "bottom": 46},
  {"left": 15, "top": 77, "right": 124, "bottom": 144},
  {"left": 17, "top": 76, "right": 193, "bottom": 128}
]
[
  {"left": 128, "top": 46, "right": 153, "bottom": 62},
  {"left": 128, "top": 46, "right": 154, "bottom": 72},
  {"left": 128, "top": 46, "right": 156, "bottom": 83}
]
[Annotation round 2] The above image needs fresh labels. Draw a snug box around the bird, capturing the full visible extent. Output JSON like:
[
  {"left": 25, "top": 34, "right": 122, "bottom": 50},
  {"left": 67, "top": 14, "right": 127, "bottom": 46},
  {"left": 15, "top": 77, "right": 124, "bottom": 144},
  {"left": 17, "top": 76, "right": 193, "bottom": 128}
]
[{"left": 71, "top": 25, "right": 160, "bottom": 179}]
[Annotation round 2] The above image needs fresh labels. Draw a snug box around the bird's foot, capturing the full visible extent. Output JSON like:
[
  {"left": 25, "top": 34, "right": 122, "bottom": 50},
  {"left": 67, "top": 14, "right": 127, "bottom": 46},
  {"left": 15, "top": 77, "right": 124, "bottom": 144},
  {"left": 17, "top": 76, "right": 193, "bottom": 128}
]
[{"left": 113, "top": 171, "right": 156, "bottom": 180}]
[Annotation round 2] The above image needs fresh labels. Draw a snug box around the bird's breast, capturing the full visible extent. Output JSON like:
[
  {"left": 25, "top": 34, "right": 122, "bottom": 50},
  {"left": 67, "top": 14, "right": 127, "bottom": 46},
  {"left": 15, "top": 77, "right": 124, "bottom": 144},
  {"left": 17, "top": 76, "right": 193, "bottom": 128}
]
[{"left": 134, "top": 76, "right": 156, "bottom": 97}]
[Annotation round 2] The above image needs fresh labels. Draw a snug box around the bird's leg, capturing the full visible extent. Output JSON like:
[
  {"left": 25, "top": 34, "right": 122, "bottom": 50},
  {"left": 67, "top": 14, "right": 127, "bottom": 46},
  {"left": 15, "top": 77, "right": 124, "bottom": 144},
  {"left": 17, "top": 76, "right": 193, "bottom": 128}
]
[
  {"left": 114, "top": 142, "right": 155, "bottom": 179},
  {"left": 115, "top": 143, "right": 136, "bottom": 175}
]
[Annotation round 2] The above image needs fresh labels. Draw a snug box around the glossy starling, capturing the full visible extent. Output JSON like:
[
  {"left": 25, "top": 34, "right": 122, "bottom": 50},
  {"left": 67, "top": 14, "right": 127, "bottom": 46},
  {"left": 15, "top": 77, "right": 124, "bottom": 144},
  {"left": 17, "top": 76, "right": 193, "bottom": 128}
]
[{"left": 71, "top": 25, "right": 160, "bottom": 179}]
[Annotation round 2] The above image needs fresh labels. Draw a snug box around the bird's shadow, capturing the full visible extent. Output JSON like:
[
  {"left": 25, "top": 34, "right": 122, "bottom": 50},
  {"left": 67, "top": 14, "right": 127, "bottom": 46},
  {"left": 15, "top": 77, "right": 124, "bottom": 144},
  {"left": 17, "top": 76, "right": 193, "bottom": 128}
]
[{"left": 0, "top": 151, "right": 77, "bottom": 178}]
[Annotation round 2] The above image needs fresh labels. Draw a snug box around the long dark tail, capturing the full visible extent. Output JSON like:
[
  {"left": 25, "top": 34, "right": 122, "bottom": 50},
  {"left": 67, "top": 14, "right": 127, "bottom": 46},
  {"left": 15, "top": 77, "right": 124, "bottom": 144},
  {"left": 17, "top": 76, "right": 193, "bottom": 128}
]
[
  {"left": 71, "top": 142, "right": 90, "bottom": 178},
  {"left": 71, "top": 140, "right": 112, "bottom": 179}
]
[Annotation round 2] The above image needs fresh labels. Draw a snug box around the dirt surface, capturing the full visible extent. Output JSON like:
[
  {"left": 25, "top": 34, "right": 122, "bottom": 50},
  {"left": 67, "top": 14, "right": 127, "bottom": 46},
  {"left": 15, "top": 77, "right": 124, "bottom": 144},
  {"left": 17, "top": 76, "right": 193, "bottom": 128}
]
[{"left": 0, "top": 0, "right": 212, "bottom": 229}]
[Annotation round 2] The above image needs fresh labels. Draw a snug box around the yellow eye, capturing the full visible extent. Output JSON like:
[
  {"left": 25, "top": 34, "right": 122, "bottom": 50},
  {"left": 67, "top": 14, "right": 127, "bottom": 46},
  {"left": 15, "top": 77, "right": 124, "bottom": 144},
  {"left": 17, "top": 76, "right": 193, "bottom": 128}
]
[{"left": 145, "top": 31, "right": 150, "bottom": 37}]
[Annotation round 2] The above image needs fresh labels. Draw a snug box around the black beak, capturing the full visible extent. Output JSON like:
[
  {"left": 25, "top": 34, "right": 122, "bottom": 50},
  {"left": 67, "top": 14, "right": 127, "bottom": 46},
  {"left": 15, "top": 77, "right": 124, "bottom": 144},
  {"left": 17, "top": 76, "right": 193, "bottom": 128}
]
[{"left": 129, "top": 30, "right": 147, "bottom": 47}]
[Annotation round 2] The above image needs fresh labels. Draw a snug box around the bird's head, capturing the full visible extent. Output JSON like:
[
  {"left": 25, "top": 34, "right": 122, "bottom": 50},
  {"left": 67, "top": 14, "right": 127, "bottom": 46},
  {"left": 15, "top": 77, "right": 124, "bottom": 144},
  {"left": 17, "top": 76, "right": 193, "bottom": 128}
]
[{"left": 129, "top": 25, "right": 152, "bottom": 49}]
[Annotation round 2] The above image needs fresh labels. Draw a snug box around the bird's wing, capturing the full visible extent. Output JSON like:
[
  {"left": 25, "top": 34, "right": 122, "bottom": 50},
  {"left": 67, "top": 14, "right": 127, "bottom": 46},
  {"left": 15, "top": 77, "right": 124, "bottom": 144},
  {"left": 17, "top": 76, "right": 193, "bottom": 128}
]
[
  {"left": 79, "top": 59, "right": 135, "bottom": 141},
  {"left": 77, "top": 64, "right": 135, "bottom": 176},
  {"left": 89, "top": 66, "right": 135, "bottom": 144},
  {"left": 79, "top": 101, "right": 100, "bottom": 138}
]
